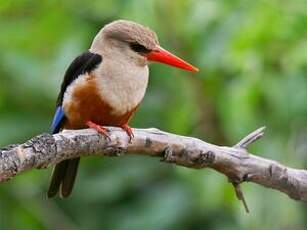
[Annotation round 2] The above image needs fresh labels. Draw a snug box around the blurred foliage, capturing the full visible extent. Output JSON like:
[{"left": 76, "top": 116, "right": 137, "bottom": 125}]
[{"left": 0, "top": 0, "right": 307, "bottom": 229}]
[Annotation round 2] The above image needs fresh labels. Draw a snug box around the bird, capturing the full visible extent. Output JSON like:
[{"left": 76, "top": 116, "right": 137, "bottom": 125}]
[{"left": 48, "top": 19, "right": 199, "bottom": 198}]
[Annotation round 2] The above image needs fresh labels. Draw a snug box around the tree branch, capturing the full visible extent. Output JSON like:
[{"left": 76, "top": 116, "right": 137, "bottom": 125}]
[{"left": 1, "top": 127, "right": 307, "bottom": 210}]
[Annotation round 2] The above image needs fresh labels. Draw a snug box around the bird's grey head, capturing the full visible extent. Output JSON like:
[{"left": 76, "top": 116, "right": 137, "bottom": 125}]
[{"left": 90, "top": 20, "right": 159, "bottom": 66}]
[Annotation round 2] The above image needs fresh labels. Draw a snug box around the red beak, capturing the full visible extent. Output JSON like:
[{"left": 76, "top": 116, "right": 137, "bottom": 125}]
[{"left": 146, "top": 46, "right": 199, "bottom": 72}]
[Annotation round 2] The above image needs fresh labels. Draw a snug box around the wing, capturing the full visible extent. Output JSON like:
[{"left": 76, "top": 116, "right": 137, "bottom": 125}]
[
  {"left": 48, "top": 51, "right": 102, "bottom": 198},
  {"left": 50, "top": 51, "right": 102, "bottom": 134}
]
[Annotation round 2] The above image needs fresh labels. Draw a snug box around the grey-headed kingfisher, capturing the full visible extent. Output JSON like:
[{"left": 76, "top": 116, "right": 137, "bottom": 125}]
[{"left": 48, "top": 20, "right": 199, "bottom": 198}]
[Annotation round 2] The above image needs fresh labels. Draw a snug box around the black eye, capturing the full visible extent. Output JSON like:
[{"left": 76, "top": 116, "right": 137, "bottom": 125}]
[{"left": 129, "top": 43, "right": 150, "bottom": 53}]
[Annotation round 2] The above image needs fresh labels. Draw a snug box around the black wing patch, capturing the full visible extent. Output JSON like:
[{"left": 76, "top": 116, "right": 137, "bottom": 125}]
[
  {"left": 56, "top": 51, "right": 102, "bottom": 106},
  {"left": 51, "top": 51, "right": 102, "bottom": 134}
]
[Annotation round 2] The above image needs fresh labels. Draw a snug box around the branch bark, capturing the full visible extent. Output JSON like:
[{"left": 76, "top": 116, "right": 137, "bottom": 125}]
[{"left": 1, "top": 127, "right": 307, "bottom": 210}]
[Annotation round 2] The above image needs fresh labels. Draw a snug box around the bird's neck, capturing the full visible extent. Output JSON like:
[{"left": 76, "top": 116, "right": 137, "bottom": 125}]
[{"left": 92, "top": 53, "right": 149, "bottom": 116}]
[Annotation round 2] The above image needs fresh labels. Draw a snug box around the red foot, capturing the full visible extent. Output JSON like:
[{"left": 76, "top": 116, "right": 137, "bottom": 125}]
[
  {"left": 120, "top": 124, "right": 134, "bottom": 142},
  {"left": 86, "top": 121, "right": 111, "bottom": 141}
]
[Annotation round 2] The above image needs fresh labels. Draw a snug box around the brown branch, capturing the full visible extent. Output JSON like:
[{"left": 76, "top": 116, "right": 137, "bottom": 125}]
[{"left": 1, "top": 127, "right": 307, "bottom": 211}]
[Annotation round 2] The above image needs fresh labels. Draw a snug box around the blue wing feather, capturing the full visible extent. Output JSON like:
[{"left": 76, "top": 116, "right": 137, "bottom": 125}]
[{"left": 50, "top": 106, "right": 65, "bottom": 134}]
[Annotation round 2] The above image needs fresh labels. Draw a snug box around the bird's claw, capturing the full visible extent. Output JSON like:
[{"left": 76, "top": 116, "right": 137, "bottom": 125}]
[
  {"left": 120, "top": 124, "right": 134, "bottom": 143},
  {"left": 86, "top": 121, "right": 111, "bottom": 141}
]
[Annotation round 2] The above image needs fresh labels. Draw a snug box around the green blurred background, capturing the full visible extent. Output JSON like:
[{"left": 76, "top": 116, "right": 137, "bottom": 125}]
[{"left": 1, "top": 0, "right": 307, "bottom": 229}]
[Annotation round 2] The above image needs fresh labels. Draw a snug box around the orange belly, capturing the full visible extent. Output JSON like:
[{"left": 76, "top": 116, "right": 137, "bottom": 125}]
[{"left": 62, "top": 75, "right": 138, "bottom": 129}]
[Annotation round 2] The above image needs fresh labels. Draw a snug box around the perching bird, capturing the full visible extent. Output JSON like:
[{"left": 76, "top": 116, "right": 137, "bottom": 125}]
[{"left": 48, "top": 20, "right": 198, "bottom": 198}]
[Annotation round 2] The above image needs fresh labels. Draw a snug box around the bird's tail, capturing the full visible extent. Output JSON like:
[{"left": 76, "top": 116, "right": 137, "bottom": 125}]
[{"left": 47, "top": 158, "right": 80, "bottom": 198}]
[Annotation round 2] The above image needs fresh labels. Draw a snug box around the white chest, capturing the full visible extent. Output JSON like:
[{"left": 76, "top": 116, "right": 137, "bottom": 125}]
[{"left": 93, "top": 60, "right": 149, "bottom": 115}]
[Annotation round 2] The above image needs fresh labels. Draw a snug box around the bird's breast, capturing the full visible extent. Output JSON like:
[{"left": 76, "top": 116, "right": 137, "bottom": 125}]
[{"left": 94, "top": 60, "right": 149, "bottom": 116}]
